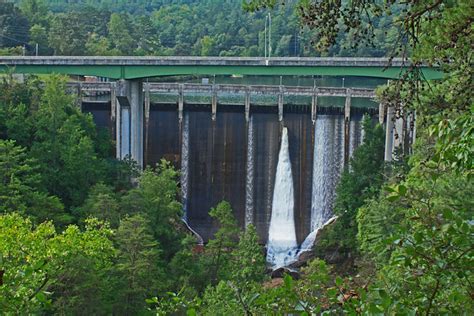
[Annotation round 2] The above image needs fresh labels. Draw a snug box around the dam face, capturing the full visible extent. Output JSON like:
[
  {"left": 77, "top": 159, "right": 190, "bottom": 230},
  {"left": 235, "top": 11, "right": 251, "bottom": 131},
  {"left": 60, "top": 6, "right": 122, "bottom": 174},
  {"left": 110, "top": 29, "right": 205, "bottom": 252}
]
[{"left": 84, "top": 101, "right": 373, "bottom": 243}]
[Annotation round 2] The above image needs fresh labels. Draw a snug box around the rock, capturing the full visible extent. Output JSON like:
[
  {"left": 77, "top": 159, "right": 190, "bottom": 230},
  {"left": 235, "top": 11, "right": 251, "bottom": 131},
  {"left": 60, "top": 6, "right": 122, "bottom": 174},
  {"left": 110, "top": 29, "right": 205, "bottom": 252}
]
[
  {"left": 288, "top": 216, "right": 339, "bottom": 269},
  {"left": 271, "top": 267, "right": 300, "bottom": 280}
]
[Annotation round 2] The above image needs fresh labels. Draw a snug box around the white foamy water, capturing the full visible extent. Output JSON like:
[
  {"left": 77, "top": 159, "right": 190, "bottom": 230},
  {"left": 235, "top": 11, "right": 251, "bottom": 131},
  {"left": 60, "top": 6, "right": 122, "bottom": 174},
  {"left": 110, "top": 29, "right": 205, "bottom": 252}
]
[
  {"left": 300, "top": 115, "right": 347, "bottom": 254},
  {"left": 309, "top": 117, "right": 333, "bottom": 233},
  {"left": 245, "top": 116, "right": 255, "bottom": 227},
  {"left": 180, "top": 113, "right": 190, "bottom": 220},
  {"left": 266, "top": 127, "right": 298, "bottom": 269}
]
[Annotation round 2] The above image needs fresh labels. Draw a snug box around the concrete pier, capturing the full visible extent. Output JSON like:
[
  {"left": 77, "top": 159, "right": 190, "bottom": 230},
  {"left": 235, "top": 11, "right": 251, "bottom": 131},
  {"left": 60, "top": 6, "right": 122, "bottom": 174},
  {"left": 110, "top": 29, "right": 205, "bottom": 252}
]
[
  {"left": 311, "top": 88, "right": 318, "bottom": 124},
  {"left": 115, "top": 79, "right": 144, "bottom": 168},
  {"left": 384, "top": 106, "right": 395, "bottom": 161},
  {"left": 245, "top": 88, "right": 250, "bottom": 122},
  {"left": 178, "top": 84, "right": 184, "bottom": 122},
  {"left": 211, "top": 85, "right": 217, "bottom": 121},
  {"left": 278, "top": 86, "right": 284, "bottom": 122},
  {"left": 144, "top": 83, "right": 151, "bottom": 166}
]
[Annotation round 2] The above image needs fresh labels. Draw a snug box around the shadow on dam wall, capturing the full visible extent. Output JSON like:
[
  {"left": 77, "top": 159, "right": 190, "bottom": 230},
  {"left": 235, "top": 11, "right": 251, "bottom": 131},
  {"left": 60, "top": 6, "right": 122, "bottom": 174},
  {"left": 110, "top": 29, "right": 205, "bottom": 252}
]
[{"left": 83, "top": 101, "right": 374, "bottom": 244}]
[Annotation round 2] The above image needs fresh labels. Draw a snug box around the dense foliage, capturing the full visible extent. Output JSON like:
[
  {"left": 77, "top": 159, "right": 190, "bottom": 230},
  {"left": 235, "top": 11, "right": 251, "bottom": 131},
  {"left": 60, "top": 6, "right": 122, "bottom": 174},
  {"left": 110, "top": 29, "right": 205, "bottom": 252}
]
[
  {"left": 0, "top": 75, "right": 269, "bottom": 314},
  {"left": 0, "top": 0, "right": 472, "bottom": 314},
  {"left": 2, "top": 0, "right": 399, "bottom": 57}
]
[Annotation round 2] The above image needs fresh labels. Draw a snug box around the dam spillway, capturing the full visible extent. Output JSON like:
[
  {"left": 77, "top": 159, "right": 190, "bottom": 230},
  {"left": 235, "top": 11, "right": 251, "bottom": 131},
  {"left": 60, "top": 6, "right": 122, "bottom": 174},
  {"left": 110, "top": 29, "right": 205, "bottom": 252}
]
[{"left": 83, "top": 99, "right": 371, "bottom": 244}]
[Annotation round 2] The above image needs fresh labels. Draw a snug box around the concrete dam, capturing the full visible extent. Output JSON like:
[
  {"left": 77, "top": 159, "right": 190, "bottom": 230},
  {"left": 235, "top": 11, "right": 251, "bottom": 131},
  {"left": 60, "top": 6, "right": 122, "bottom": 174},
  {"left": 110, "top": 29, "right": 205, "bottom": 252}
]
[{"left": 81, "top": 82, "right": 377, "bottom": 247}]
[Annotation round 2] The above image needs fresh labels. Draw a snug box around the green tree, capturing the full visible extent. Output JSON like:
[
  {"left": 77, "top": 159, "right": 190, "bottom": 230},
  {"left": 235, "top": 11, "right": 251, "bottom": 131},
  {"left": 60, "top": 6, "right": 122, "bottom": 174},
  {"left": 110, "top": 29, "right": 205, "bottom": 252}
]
[
  {"left": 0, "top": 1, "right": 30, "bottom": 48},
  {"left": 29, "top": 24, "right": 51, "bottom": 55},
  {"left": 48, "top": 12, "right": 89, "bottom": 55},
  {"left": 76, "top": 182, "right": 121, "bottom": 227},
  {"left": 0, "top": 213, "right": 114, "bottom": 314},
  {"left": 205, "top": 201, "right": 240, "bottom": 284},
  {"left": 120, "top": 160, "right": 183, "bottom": 261},
  {"left": 0, "top": 139, "right": 67, "bottom": 224},
  {"left": 230, "top": 224, "right": 266, "bottom": 285},
  {"left": 114, "top": 214, "right": 163, "bottom": 314},
  {"left": 107, "top": 13, "right": 136, "bottom": 55},
  {"left": 30, "top": 76, "right": 105, "bottom": 209},
  {"left": 19, "top": 0, "right": 48, "bottom": 26}
]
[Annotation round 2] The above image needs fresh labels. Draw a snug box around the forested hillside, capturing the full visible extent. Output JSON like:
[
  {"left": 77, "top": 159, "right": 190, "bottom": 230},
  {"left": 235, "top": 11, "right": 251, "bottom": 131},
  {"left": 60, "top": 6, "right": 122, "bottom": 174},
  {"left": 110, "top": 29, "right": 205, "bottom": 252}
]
[{"left": 2, "top": 0, "right": 397, "bottom": 56}]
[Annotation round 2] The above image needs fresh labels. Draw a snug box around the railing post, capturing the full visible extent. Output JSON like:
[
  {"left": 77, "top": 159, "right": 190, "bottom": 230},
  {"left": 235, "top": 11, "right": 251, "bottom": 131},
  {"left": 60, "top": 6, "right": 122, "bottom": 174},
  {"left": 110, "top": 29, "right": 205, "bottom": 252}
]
[
  {"left": 344, "top": 89, "right": 352, "bottom": 167},
  {"left": 245, "top": 87, "right": 250, "bottom": 122},
  {"left": 178, "top": 84, "right": 184, "bottom": 122},
  {"left": 211, "top": 84, "right": 217, "bottom": 121},
  {"left": 278, "top": 85, "right": 284, "bottom": 122}
]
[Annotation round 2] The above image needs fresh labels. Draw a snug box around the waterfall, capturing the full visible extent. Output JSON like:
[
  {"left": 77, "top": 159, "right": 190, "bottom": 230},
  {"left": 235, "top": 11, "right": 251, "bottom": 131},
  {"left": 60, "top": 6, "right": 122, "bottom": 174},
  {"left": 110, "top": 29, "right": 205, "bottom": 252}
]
[
  {"left": 300, "top": 116, "right": 334, "bottom": 252},
  {"left": 180, "top": 113, "right": 204, "bottom": 245},
  {"left": 349, "top": 120, "right": 363, "bottom": 157},
  {"left": 245, "top": 116, "right": 254, "bottom": 227},
  {"left": 266, "top": 127, "right": 298, "bottom": 268},
  {"left": 181, "top": 113, "right": 190, "bottom": 220},
  {"left": 300, "top": 115, "right": 346, "bottom": 254}
]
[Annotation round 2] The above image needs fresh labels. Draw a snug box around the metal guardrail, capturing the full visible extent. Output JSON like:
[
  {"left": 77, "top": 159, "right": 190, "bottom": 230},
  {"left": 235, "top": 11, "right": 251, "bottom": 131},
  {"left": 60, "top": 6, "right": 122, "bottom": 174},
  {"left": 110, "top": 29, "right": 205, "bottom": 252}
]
[{"left": 67, "top": 82, "right": 376, "bottom": 98}]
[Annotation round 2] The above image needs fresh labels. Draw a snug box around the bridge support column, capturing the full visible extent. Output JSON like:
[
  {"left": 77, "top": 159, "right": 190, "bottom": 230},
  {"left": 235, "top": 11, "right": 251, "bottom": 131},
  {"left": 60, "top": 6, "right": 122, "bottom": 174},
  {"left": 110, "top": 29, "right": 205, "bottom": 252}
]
[
  {"left": 111, "top": 82, "right": 117, "bottom": 149},
  {"left": 115, "top": 79, "right": 144, "bottom": 168},
  {"left": 378, "top": 102, "right": 385, "bottom": 125},
  {"left": 278, "top": 86, "right": 284, "bottom": 122},
  {"left": 393, "top": 106, "right": 404, "bottom": 157},
  {"left": 76, "top": 83, "right": 83, "bottom": 108},
  {"left": 245, "top": 88, "right": 250, "bottom": 122},
  {"left": 384, "top": 106, "right": 395, "bottom": 161},
  {"left": 178, "top": 84, "right": 184, "bottom": 122},
  {"left": 311, "top": 88, "right": 318, "bottom": 124},
  {"left": 211, "top": 85, "right": 217, "bottom": 121},
  {"left": 344, "top": 89, "right": 352, "bottom": 167},
  {"left": 144, "top": 82, "right": 150, "bottom": 167}
]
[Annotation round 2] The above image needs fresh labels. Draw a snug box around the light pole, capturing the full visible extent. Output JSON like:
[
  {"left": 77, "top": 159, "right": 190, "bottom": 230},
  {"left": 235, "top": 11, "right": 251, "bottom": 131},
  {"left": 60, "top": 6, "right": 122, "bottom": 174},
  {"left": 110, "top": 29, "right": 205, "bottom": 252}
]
[{"left": 264, "top": 13, "right": 272, "bottom": 59}]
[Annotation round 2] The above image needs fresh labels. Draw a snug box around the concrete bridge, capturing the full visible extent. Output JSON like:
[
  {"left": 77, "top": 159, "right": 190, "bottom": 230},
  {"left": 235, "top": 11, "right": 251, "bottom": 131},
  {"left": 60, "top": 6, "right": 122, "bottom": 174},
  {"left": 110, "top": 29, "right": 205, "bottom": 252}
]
[
  {"left": 0, "top": 56, "right": 443, "bottom": 80},
  {"left": 1, "top": 56, "right": 423, "bottom": 168}
]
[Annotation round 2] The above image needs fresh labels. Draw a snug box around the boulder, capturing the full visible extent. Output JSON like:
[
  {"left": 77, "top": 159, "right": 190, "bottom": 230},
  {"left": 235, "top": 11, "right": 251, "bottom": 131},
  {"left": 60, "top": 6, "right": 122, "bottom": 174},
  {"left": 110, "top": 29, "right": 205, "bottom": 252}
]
[{"left": 271, "top": 267, "right": 300, "bottom": 280}]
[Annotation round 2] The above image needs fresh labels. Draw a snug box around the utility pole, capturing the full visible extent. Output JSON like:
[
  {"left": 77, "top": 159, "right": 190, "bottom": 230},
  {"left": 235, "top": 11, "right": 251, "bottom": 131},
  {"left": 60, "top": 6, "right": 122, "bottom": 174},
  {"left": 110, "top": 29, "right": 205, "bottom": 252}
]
[
  {"left": 268, "top": 13, "right": 272, "bottom": 58},
  {"left": 35, "top": 43, "right": 39, "bottom": 56},
  {"left": 264, "top": 17, "right": 267, "bottom": 58}
]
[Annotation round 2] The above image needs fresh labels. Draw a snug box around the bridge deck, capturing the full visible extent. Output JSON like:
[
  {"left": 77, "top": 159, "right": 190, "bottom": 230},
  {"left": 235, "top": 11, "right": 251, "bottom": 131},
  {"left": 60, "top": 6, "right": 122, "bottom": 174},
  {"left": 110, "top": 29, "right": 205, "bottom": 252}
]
[{"left": 0, "top": 56, "right": 443, "bottom": 80}]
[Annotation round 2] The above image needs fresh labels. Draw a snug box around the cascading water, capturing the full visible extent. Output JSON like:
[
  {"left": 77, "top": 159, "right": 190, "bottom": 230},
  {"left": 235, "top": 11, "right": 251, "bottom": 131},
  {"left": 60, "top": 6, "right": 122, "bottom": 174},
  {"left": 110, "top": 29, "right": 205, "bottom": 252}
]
[
  {"left": 266, "top": 127, "right": 298, "bottom": 268},
  {"left": 300, "top": 117, "right": 333, "bottom": 252},
  {"left": 349, "top": 119, "right": 362, "bottom": 158},
  {"left": 180, "top": 113, "right": 190, "bottom": 220},
  {"left": 300, "top": 115, "right": 346, "bottom": 254},
  {"left": 180, "top": 114, "right": 203, "bottom": 244},
  {"left": 245, "top": 116, "right": 254, "bottom": 227}
]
